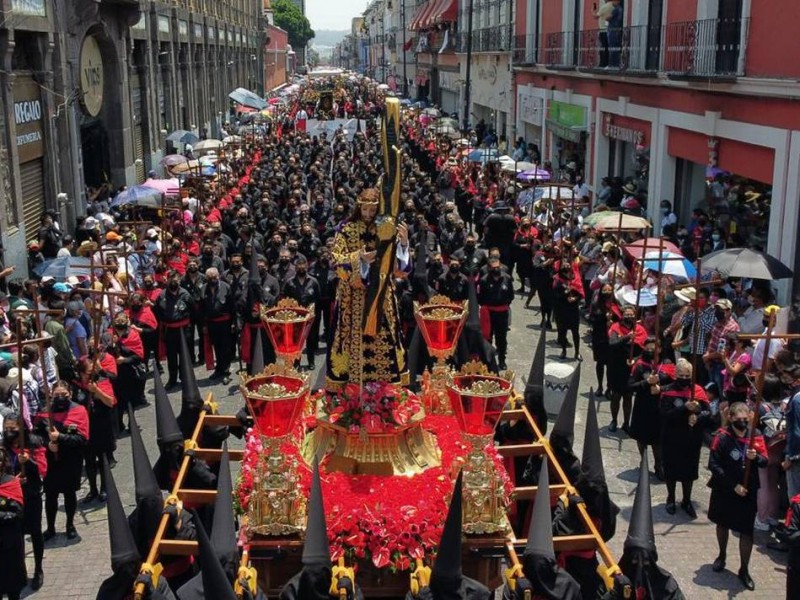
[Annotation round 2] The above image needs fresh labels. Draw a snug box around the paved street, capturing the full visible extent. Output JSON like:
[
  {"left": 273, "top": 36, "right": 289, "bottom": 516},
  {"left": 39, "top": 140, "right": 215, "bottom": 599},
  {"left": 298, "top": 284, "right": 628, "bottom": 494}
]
[{"left": 23, "top": 290, "right": 788, "bottom": 598}]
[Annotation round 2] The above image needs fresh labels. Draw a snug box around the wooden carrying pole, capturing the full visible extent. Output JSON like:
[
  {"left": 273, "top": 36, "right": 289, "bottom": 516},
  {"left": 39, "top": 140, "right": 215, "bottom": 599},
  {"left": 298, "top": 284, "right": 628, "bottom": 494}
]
[
  {"left": 133, "top": 396, "right": 251, "bottom": 599},
  {"left": 743, "top": 309, "right": 777, "bottom": 486},
  {"left": 653, "top": 239, "right": 666, "bottom": 365},
  {"left": 14, "top": 318, "right": 26, "bottom": 478}
]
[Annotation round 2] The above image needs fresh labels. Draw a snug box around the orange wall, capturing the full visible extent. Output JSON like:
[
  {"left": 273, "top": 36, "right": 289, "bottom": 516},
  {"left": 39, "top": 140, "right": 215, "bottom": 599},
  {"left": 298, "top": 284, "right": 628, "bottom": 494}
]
[
  {"left": 542, "top": 0, "right": 562, "bottom": 35},
  {"left": 515, "top": 0, "right": 527, "bottom": 36},
  {"left": 665, "top": 0, "right": 696, "bottom": 24},
  {"left": 746, "top": 0, "right": 800, "bottom": 79}
]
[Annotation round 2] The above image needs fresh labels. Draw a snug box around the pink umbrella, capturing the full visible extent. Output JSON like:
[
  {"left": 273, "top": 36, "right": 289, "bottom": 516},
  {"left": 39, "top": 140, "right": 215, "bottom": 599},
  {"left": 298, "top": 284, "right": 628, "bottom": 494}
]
[
  {"left": 159, "top": 154, "right": 188, "bottom": 168},
  {"left": 143, "top": 178, "right": 181, "bottom": 196}
]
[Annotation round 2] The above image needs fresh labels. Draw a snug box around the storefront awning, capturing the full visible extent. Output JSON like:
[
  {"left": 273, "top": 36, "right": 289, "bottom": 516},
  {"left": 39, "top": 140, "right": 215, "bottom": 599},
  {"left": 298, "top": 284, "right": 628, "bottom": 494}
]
[
  {"left": 428, "top": 0, "right": 458, "bottom": 27},
  {"left": 546, "top": 119, "right": 586, "bottom": 143},
  {"left": 411, "top": 0, "right": 437, "bottom": 31},
  {"left": 408, "top": 4, "right": 425, "bottom": 30}
]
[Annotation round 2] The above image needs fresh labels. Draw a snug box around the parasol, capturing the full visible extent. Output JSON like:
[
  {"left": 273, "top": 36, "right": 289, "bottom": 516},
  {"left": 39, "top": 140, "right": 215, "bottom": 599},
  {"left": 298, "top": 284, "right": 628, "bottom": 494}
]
[
  {"left": 422, "top": 107, "right": 441, "bottom": 117},
  {"left": 516, "top": 167, "right": 551, "bottom": 182},
  {"left": 377, "top": 83, "right": 389, "bottom": 90},
  {"left": 228, "top": 87, "right": 267, "bottom": 110},
  {"left": 643, "top": 251, "right": 697, "bottom": 280},
  {"left": 467, "top": 148, "right": 499, "bottom": 164},
  {"left": 165, "top": 130, "right": 199, "bottom": 145},
  {"left": 591, "top": 212, "right": 651, "bottom": 231},
  {"left": 143, "top": 178, "right": 181, "bottom": 196},
  {"left": 159, "top": 154, "right": 189, "bottom": 168},
  {"left": 622, "top": 287, "right": 658, "bottom": 307},
  {"left": 623, "top": 238, "right": 681, "bottom": 259},
  {"left": 222, "top": 135, "right": 243, "bottom": 145},
  {"left": 34, "top": 256, "right": 93, "bottom": 281},
  {"left": 193, "top": 139, "right": 223, "bottom": 155},
  {"left": 700, "top": 247, "right": 793, "bottom": 280},
  {"left": 169, "top": 159, "right": 202, "bottom": 175},
  {"left": 109, "top": 185, "right": 162, "bottom": 208},
  {"left": 501, "top": 160, "right": 537, "bottom": 173}
]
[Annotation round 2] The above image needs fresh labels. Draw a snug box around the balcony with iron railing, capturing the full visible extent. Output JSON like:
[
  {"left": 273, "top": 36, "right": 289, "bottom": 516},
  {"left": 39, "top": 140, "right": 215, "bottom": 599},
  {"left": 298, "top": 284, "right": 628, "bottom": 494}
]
[
  {"left": 455, "top": 24, "right": 513, "bottom": 53},
  {"left": 515, "top": 18, "right": 749, "bottom": 79}
]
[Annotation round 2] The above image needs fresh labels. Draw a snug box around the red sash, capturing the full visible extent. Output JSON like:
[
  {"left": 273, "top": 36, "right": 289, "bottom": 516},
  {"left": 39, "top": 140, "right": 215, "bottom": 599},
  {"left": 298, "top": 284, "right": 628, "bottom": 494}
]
[
  {"left": 479, "top": 305, "right": 509, "bottom": 340},
  {"left": 157, "top": 319, "right": 190, "bottom": 360},
  {"left": 0, "top": 477, "right": 24, "bottom": 505}
]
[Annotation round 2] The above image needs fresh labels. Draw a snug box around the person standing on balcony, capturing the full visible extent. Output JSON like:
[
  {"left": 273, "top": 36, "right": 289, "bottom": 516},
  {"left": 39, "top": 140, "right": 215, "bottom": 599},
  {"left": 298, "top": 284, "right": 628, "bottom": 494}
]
[
  {"left": 607, "top": 0, "right": 624, "bottom": 68},
  {"left": 594, "top": 0, "right": 615, "bottom": 67}
]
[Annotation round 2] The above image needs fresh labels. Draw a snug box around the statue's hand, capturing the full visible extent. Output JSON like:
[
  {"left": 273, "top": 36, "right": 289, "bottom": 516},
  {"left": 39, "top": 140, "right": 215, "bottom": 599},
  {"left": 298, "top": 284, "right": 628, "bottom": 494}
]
[
  {"left": 360, "top": 247, "right": 377, "bottom": 264},
  {"left": 397, "top": 223, "right": 409, "bottom": 247}
]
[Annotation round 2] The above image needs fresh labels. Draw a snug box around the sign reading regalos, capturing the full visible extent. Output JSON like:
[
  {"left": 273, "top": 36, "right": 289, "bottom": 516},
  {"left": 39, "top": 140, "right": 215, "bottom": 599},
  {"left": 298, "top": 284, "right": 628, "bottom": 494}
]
[
  {"left": 80, "top": 35, "right": 104, "bottom": 117},
  {"left": 13, "top": 76, "right": 45, "bottom": 163}
]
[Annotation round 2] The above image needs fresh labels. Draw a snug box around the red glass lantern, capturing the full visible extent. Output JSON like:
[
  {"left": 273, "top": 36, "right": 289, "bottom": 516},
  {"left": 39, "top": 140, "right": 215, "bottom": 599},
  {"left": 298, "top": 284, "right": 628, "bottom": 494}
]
[
  {"left": 446, "top": 373, "right": 513, "bottom": 436},
  {"left": 414, "top": 295, "right": 467, "bottom": 362},
  {"left": 261, "top": 298, "right": 315, "bottom": 363},
  {"left": 241, "top": 366, "right": 310, "bottom": 437}
]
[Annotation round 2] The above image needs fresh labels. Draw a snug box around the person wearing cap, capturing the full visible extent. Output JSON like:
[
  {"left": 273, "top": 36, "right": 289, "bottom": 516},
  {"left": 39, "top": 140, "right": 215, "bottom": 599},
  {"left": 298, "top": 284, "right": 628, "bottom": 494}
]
[
  {"left": 703, "top": 298, "right": 740, "bottom": 394},
  {"left": 37, "top": 211, "right": 63, "bottom": 259}
]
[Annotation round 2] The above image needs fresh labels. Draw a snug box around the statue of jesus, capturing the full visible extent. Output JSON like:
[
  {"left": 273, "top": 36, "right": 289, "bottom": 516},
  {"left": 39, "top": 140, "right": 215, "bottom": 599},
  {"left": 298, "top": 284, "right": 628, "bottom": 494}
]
[{"left": 326, "top": 188, "right": 411, "bottom": 390}]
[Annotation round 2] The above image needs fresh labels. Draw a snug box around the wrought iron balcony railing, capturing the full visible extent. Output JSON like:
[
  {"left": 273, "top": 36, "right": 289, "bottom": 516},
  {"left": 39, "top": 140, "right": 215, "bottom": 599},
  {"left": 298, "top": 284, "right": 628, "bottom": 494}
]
[
  {"left": 663, "top": 17, "right": 747, "bottom": 77},
  {"left": 455, "top": 24, "right": 513, "bottom": 53}
]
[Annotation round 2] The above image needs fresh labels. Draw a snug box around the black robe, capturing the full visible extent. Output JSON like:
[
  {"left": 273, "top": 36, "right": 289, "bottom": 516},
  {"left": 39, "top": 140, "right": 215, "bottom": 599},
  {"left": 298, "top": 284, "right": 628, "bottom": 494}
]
[
  {"left": 279, "top": 567, "right": 364, "bottom": 600},
  {"left": 96, "top": 570, "right": 177, "bottom": 600},
  {"left": 628, "top": 361, "right": 662, "bottom": 446},
  {"left": 0, "top": 474, "right": 26, "bottom": 596},
  {"left": 659, "top": 384, "right": 710, "bottom": 482},
  {"left": 403, "top": 576, "right": 492, "bottom": 600},
  {"left": 617, "top": 549, "right": 685, "bottom": 600}
]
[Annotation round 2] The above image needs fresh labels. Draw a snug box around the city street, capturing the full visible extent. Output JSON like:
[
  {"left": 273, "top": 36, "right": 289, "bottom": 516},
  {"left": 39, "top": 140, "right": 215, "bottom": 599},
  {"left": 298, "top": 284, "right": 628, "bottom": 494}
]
[{"left": 23, "top": 290, "right": 789, "bottom": 599}]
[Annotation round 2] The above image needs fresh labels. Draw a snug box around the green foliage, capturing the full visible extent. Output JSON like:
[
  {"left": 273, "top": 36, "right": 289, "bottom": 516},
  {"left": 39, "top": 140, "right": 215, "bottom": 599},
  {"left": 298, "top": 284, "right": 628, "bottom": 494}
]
[{"left": 272, "top": 0, "right": 316, "bottom": 49}]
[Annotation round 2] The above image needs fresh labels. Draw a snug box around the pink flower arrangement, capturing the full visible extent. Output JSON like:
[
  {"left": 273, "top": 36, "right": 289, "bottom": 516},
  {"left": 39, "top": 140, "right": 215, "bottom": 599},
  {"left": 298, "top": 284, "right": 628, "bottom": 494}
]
[{"left": 323, "top": 382, "right": 422, "bottom": 433}]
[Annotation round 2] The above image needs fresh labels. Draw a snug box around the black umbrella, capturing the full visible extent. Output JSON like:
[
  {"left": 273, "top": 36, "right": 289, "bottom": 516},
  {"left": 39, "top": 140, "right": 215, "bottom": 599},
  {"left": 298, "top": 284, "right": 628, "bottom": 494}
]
[
  {"left": 701, "top": 247, "right": 793, "bottom": 280},
  {"left": 166, "top": 129, "right": 200, "bottom": 145}
]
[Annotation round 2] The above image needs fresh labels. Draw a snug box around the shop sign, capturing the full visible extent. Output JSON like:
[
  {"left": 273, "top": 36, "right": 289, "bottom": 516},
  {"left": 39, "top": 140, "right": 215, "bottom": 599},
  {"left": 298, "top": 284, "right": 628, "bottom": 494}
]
[
  {"left": 603, "top": 114, "right": 645, "bottom": 145},
  {"left": 80, "top": 36, "right": 104, "bottom": 118},
  {"left": 12, "top": 0, "right": 45, "bottom": 17},
  {"left": 13, "top": 76, "right": 44, "bottom": 163},
  {"left": 158, "top": 16, "right": 170, "bottom": 34},
  {"left": 546, "top": 100, "right": 587, "bottom": 143},
  {"left": 517, "top": 88, "right": 543, "bottom": 125}
]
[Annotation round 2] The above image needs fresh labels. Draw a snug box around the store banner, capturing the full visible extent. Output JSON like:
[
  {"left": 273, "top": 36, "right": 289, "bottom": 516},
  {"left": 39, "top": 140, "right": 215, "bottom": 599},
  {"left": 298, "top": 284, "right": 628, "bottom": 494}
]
[
  {"left": 546, "top": 100, "right": 587, "bottom": 143},
  {"left": 13, "top": 75, "right": 45, "bottom": 163}
]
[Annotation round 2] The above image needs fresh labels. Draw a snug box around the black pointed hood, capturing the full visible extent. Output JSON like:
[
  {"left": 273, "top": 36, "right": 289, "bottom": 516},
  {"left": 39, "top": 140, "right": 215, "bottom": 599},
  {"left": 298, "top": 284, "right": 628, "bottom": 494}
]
[
  {"left": 525, "top": 457, "right": 554, "bottom": 560},
  {"left": 105, "top": 459, "right": 140, "bottom": 572},
  {"left": 129, "top": 406, "right": 161, "bottom": 503},
  {"left": 303, "top": 457, "right": 331, "bottom": 566},
  {"left": 549, "top": 367, "right": 581, "bottom": 450},
  {"left": 193, "top": 511, "right": 239, "bottom": 600},
  {"left": 624, "top": 451, "right": 656, "bottom": 556},
  {"left": 430, "top": 471, "right": 464, "bottom": 590},
  {"left": 248, "top": 239, "right": 260, "bottom": 287},
  {"left": 581, "top": 392, "right": 606, "bottom": 485},
  {"left": 249, "top": 328, "right": 265, "bottom": 375},
  {"left": 211, "top": 443, "right": 238, "bottom": 569},
  {"left": 526, "top": 331, "right": 546, "bottom": 394},
  {"left": 179, "top": 333, "right": 203, "bottom": 411},
  {"left": 154, "top": 367, "right": 183, "bottom": 445}
]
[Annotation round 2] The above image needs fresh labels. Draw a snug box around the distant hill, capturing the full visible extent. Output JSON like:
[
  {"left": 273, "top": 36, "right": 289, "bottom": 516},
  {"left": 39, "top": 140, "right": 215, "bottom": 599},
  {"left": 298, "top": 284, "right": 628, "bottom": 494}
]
[{"left": 311, "top": 30, "right": 348, "bottom": 47}]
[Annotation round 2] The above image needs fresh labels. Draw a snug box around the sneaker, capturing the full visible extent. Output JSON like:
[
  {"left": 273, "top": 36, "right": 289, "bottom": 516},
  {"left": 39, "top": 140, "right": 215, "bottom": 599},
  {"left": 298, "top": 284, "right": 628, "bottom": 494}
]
[{"left": 753, "top": 518, "right": 771, "bottom": 532}]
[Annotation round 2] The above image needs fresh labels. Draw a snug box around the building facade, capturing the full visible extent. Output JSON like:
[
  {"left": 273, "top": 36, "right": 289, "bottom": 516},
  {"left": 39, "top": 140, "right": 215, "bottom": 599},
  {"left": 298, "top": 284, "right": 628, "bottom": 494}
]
[
  {"left": 0, "top": 0, "right": 263, "bottom": 275},
  {"left": 510, "top": 0, "right": 800, "bottom": 301}
]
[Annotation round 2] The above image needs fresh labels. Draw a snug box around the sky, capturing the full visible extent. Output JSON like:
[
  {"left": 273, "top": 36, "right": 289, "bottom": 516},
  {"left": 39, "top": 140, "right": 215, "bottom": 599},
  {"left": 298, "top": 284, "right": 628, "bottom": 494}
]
[{"left": 305, "top": 0, "right": 369, "bottom": 31}]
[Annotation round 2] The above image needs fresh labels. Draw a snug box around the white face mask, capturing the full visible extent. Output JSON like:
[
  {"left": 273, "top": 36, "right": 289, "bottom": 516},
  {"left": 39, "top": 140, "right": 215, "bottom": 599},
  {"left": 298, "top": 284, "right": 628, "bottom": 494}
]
[{"left": 646, "top": 277, "right": 656, "bottom": 286}]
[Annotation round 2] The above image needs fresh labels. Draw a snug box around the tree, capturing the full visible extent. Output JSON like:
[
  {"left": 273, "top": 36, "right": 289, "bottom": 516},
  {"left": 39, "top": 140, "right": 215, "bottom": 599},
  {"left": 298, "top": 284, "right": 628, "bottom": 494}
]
[{"left": 272, "top": 0, "right": 315, "bottom": 50}]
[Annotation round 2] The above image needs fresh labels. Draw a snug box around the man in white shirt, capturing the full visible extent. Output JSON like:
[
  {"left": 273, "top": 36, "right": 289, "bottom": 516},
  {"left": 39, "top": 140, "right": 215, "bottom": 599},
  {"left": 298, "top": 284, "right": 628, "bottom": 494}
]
[
  {"left": 752, "top": 307, "right": 784, "bottom": 372},
  {"left": 296, "top": 107, "right": 308, "bottom": 132},
  {"left": 660, "top": 200, "right": 678, "bottom": 235}
]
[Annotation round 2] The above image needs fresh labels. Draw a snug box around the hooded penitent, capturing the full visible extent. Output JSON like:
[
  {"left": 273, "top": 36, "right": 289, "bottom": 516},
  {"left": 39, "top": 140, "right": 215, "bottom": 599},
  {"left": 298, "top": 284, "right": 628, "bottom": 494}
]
[
  {"left": 515, "top": 457, "right": 581, "bottom": 600},
  {"left": 548, "top": 368, "right": 581, "bottom": 481},
  {"left": 524, "top": 330, "right": 548, "bottom": 433},
  {"left": 128, "top": 406, "right": 163, "bottom": 557},
  {"left": 249, "top": 328, "right": 265, "bottom": 376},
  {"left": 191, "top": 512, "right": 239, "bottom": 600},
  {"left": 96, "top": 460, "right": 141, "bottom": 600},
  {"left": 177, "top": 333, "right": 204, "bottom": 438},
  {"left": 618, "top": 452, "right": 685, "bottom": 600},
  {"left": 154, "top": 367, "right": 183, "bottom": 446},
  {"left": 579, "top": 393, "right": 618, "bottom": 542}
]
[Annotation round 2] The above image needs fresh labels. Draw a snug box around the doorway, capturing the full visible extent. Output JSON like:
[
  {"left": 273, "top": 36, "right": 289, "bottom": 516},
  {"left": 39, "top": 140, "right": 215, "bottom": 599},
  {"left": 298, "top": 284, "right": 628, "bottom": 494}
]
[
  {"left": 645, "top": 0, "right": 663, "bottom": 70},
  {"left": 81, "top": 120, "right": 110, "bottom": 189},
  {"left": 716, "top": 0, "right": 743, "bottom": 74}
]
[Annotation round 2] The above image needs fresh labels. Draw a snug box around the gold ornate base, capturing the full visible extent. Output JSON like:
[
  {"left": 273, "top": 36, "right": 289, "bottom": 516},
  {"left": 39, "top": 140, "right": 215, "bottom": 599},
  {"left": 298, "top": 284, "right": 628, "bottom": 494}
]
[
  {"left": 462, "top": 434, "right": 510, "bottom": 535},
  {"left": 304, "top": 415, "right": 442, "bottom": 476},
  {"left": 421, "top": 363, "right": 455, "bottom": 415}
]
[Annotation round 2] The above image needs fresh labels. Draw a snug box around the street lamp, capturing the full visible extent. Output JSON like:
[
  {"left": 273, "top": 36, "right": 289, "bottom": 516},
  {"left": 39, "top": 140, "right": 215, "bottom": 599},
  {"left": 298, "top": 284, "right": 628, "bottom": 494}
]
[{"left": 462, "top": 0, "right": 474, "bottom": 133}]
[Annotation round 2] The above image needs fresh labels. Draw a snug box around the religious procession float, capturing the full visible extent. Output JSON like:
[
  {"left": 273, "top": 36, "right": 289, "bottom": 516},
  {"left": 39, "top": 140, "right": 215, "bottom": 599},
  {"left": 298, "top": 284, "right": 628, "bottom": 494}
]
[{"left": 136, "top": 98, "right": 623, "bottom": 599}]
